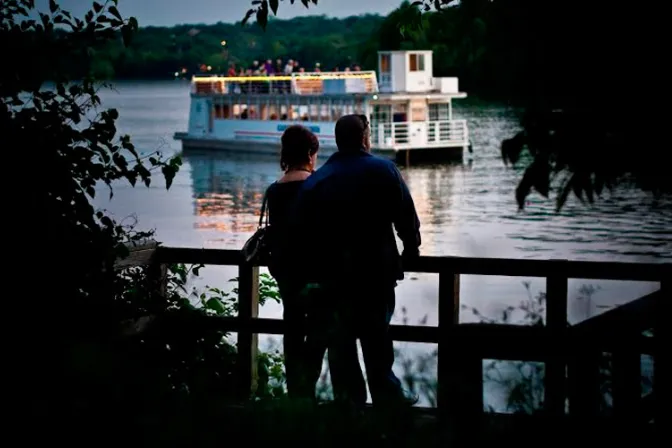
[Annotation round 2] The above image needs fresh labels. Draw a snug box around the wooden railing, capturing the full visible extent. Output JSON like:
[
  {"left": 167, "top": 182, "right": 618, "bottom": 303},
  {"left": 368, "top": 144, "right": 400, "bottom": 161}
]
[{"left": 119, "top": 244, "right": 670, "bottom": 427}]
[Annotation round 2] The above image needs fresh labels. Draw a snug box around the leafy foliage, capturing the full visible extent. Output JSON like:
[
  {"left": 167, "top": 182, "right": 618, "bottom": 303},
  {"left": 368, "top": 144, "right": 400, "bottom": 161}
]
[
  {"left": 244, "top": 0, "right": 319, "bottom": 30},
  {"left": 464, "top": 282, "right": 547, "bottom": 413},
  {"left": 3, "top": 1, "right": 288, "bottom": 435},
  {"left": 4, "top": 0, "right": 182, "bottom": 311},
  {"left": 120, "top": 264, "right": 287, "bottom": 400}
]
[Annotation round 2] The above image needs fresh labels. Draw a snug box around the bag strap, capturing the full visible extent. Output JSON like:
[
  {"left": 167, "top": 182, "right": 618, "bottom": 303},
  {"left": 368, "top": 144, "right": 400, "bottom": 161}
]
[{"left": 258, "top": 184, "right": 273, "bottom": 228}]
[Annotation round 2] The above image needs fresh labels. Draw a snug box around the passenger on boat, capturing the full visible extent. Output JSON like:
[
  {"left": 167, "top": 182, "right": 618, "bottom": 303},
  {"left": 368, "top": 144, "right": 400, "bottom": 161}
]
[
  {"left": 265, "top": 125, "right": 325, "bottom": 400},
  {"left": 284, "top": 59, "right": 294, "bottom": 75},
  {"left": 264, "top": 59, "right": 275, "bottom": 75}
]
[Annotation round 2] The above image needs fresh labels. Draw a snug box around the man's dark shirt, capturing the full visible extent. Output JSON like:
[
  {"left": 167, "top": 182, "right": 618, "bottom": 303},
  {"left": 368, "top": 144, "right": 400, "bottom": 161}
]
[{"left": 289, "top": 149, "right": 421, "bottom": 284}]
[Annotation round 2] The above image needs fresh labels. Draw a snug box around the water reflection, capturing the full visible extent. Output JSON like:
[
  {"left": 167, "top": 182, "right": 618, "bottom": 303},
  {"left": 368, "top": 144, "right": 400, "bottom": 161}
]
[
  {"left": 185, "top": 150, "right": 282, "bottom": 234},
  {"left": 182, "top": 143, "right": 672, "bottom": 262},
  {"left": 400, "top": 162, "right": 464, "bottom": 255}
]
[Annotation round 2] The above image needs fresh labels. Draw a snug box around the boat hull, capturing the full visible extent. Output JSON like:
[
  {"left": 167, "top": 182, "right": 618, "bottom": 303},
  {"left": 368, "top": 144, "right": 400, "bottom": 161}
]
[{"left": 174, "top": 132, "right": 465, "bottom": 163}]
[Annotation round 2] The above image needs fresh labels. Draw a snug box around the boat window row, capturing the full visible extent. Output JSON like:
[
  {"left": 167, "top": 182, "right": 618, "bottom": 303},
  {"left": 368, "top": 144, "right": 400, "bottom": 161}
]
[
  {"left": 371, "top": 103, "right": 451, "bottom": 123},
  {"left": 211, "top": 95, "right": 366, "bottom": 122}
]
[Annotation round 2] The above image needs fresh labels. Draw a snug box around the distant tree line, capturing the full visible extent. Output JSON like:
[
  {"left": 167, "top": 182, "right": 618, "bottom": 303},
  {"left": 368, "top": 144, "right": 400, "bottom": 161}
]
[
  {"left": 91, "top": 15, "right": 383, "bottom": 81},
  {"left": 89, "top": 1, "right": 537, "bottom": 103}
]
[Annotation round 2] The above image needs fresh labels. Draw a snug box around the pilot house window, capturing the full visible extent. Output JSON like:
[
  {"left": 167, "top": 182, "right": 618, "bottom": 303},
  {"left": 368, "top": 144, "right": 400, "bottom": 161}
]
[
  {"left": 380, "top": 54, "right": 390, "bottom": 73},
  {"left": 409, "top": 53, "right": 425, "bottom": 72}
]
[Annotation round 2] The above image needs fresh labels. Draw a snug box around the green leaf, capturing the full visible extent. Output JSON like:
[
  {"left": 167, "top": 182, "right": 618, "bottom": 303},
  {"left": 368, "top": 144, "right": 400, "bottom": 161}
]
[
  {"left": 49, "top": 0, "right": 58, "bottom": 13},
  {"left": 242, "top": 8, "right": 255, "bottom": 26},
  {"left": 205, "top": 298, "right": 226, "bottom": 314},
  {"left": 170, "top": 155, "right": 182, "bottom": 167},
  {"left": 121, "top": 23, "right": 134, "bottom": 46},
  {"left": 594, "top": 174, "right": 605, "bottom": 197},
  {"left": 269, "top": 0, "right": 279, "bottom": 15},
  {"left": 555, "top": 174, "right": 574, "bottom": 212},
  {"left": 256, "top": 6, "right": 268, "bottom": 30},
  {"left": 162, "top": 165, "right": 177, "bottom": 190},
  {"left": 92, "top": 2, "right": 103, "bottom": 13},
  {"left": 109, "top": 5, "right": 122, "bottom": 21},
  {"left": 100, "top": 216, "right": 113, "bottom": 228}
]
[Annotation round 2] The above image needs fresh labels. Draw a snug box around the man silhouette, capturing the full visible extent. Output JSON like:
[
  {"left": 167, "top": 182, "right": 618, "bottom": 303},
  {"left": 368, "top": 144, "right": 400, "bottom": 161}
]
[{"left": 290, "top": 114, "right": 421, "bottom": 407}]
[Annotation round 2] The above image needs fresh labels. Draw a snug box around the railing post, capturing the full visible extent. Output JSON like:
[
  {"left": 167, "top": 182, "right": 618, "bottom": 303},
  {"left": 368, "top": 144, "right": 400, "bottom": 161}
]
[
  {"left": 612, "top": 336, "right": 641, "bottom": 421},
  {"left": 438, "top": 272, "right": 480, "bottom": 438},
  {"left": 568, "top": 347, "right": 601, "bottom": 417},
  {"left": 437, "top": 271, "right": 459, "bottom": 412},
  {"left": 147, "top": 253, "right": 167, "bottom": 298},
  {"left": 237, "top": 263, "right": 260, "bottom": 399},
  {"left": 546, "top": 272, "right": 568, "bottom": 416},
  {"left": 654, "top": 280, "right": 669, "bottom": 429},
  {"left": 463, "top": 120, "right": 469, "bottom": 145}
]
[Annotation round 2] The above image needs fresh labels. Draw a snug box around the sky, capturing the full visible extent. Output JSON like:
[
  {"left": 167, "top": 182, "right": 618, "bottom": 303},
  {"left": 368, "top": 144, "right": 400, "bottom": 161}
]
[{"left": 41, "top": 0, "right": 404, "bottom": 27}]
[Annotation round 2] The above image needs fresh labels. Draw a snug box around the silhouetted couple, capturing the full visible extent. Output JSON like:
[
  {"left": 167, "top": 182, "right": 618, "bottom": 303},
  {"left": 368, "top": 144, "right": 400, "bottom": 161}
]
[{"left": 265, "top": 114, "right": 421, "bottom": 408}]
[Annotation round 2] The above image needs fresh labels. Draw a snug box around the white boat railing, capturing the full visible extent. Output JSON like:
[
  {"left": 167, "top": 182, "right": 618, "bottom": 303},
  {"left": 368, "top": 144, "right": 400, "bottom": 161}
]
[
  {"left": 371, "top": 119, "right": 468, "bottom": 149},
  {"left": 426, "top": 119, "right": 468, "bottom": 144}
]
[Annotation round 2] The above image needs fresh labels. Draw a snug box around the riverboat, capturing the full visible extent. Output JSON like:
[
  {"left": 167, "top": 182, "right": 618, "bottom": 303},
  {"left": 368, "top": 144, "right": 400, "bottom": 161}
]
[{"left": 174, "top": 50, "right": 470, "bottom": 162}]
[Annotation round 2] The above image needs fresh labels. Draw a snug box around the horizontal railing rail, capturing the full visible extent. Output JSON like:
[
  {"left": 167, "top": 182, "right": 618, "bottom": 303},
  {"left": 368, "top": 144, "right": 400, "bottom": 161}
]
[{"left": 154, "top": 246, "right": 670, "bottom": 281}]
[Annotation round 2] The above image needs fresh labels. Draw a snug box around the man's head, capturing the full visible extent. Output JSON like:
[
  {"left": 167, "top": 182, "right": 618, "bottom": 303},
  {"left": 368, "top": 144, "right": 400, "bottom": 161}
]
[{"left": 335, "top": 114, "right": 371, "bottom": 152}]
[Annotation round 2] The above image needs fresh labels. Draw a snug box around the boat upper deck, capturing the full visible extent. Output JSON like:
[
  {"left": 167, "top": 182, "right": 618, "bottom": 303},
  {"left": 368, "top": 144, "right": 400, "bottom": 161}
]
[{"left": 192, "top": 71, "right": 379, "bottom": 96}]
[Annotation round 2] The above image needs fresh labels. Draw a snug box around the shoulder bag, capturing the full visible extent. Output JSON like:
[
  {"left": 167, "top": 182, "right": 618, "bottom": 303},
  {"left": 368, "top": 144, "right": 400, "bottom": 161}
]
[{"left": 241, "top": 187, "right": 272, "bottom": 264}]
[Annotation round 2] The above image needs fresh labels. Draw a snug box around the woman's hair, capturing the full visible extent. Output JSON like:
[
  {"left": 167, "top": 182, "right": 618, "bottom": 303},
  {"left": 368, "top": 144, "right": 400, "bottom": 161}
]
[{"left": 280, "top": 125, "right": 319, "bottom": 171}]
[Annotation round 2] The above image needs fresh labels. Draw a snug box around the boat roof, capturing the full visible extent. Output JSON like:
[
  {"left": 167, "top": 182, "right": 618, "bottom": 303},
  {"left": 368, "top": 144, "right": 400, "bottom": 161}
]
[
  {"left": 192, "top": 72, "right": 467, "bottom": 99},
  {"left": 377, "top": 50, "right": 433, "bottom": 54},
  {"left": 192, "top": 71, "right": 379, "bottom": 96}
]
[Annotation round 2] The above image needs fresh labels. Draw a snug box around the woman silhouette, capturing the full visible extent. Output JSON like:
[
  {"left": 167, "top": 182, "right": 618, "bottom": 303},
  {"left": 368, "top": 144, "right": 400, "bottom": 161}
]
[{"left": 265, "top": 125, "right": 325, "bottom": 400}]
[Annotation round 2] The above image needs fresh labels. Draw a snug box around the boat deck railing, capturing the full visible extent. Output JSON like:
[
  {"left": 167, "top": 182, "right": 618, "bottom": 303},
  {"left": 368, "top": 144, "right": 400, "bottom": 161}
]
[
  {"left": 192, "top": 71, "right": 379, "bottom": 96},
  {"left": 371, "top": 119, "right": 469, "bottom": 148}
]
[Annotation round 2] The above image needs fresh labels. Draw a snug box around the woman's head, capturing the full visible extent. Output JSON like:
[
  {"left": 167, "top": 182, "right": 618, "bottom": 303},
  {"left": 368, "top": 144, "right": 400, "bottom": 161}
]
[{"left": 280, "top": 125, "right": 319, "bottom": 172}]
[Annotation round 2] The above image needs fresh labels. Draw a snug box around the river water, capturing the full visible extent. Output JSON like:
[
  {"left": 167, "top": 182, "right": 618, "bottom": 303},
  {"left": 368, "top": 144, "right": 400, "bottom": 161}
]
[{"left": 94, "top": 80, "right": 670, "bottom": 408}]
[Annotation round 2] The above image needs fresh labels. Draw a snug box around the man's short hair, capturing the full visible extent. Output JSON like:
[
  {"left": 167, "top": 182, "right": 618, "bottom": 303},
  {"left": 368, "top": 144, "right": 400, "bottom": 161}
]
[{"left": 335, "top": 114, "right": 369, "bottom": 151}]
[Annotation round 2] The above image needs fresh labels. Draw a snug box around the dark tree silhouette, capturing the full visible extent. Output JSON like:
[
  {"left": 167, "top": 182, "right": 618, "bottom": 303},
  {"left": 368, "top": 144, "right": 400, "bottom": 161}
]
[{"left": 246, "top": 0, "right": 667, "bottom": 211}]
